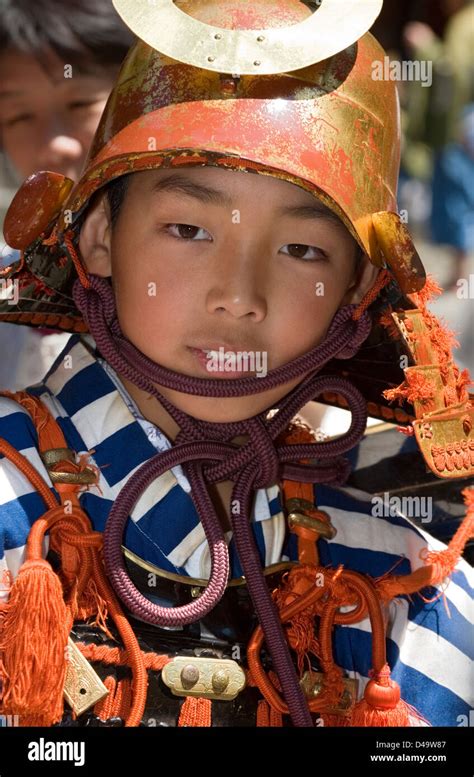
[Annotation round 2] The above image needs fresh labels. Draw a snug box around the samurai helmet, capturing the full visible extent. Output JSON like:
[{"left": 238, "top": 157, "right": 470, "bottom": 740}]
[{"left": 1, "top": 0, "right": 472, "bottom": 478}]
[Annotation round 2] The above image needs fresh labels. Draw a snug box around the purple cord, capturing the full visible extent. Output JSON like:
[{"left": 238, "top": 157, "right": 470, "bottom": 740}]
[{"left": 72, "top": 274, "right": 371, "bottom": 727}]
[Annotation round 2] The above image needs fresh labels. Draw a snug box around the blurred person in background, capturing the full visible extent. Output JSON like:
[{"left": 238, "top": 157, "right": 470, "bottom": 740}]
[
  {"left": 399, "top": 0, "right": 473, "bottom": 372},
  {"left": 401, "top": 0, "right": 474, "bottom": 244},
  {"left": 403, "top": 0, "right": 471, "bottom": 156},
  {"left": 0, "top": 0, "right": 133, "bottom": 389},
  {"left": 430, "top": 104, "right": 474, "bottom": 287}
]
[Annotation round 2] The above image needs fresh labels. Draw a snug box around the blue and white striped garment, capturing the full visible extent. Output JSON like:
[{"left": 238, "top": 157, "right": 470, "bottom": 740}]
[{"left": 0, "top": 333, "right": 472, "bottom": 726}]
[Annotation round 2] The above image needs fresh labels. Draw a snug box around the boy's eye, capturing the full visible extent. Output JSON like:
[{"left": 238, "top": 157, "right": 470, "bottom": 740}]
[
  {"left": 68, "top": 100, "right": 103, "bottom": 111},
  {"left": 165, "top": 223, "right": 212, "bottom": 241},
  {"left": 281, "top": 244, "right": 328, "bottom": 262},
  {"left": 4, "top": 113, "right": 33, "bottom": 127}
]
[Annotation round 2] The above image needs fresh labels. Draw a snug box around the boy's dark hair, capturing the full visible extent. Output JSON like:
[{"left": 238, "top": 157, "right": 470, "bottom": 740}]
[
  {"left": 107, "top": 175, "right": 129, "bottom": 227},
  {"left": 0, "top": 0, "right": 134, "bottom": 72}
]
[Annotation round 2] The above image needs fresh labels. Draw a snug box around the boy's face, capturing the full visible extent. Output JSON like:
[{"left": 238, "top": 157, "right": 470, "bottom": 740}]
[
  {"left": 0, "top": 48, "right": 115, "bottom": 182},
  {"left": 81, "top": 166, "right": 378, "bottom": 424}
]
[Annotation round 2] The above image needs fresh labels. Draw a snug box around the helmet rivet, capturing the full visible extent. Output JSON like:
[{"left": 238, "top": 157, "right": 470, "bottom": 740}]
[
  {"left": 214, "top": 33, "right": 222, "bottom": 40},
  {"left": 253, "top": 60, "right": 261, "bottom": 66},
  {"left": 256, "top": 35, "right": 265, "bottom": 42},
  {"left": 207, "top": 55, "right": 215, "bottom": 62},
  {"left": 181, "top": 664, "right": 200, "bottom": 689},
  {"left": 212, "top": 670, "right": 229, "bottom": 693}
]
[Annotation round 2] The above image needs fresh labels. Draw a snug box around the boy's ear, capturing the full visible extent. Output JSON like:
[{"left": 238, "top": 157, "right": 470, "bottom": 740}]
[
  {"left": 341, "top": 253, "right": 381, "bottom": 306},
  {"left": 78, "top": 193, "right": 112, "bottom": 277}
]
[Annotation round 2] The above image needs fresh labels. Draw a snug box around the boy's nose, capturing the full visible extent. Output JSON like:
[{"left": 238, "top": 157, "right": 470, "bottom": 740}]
[
  {"left": 207, "top": 290, "right": 267, "bottom": 321},
  {"left": 206, "top": 261, "right": 268, "bottom": 322}
]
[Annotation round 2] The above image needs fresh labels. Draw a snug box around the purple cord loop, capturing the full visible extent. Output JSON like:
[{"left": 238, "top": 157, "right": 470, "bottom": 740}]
[{"left": 72, "top": 274, "right": 371, "bottom": 727}]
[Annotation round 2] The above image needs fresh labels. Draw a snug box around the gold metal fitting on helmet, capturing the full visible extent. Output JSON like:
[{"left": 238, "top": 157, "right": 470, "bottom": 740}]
[{"left": 113, "top": 0, "right": 383, "bottom": 75}]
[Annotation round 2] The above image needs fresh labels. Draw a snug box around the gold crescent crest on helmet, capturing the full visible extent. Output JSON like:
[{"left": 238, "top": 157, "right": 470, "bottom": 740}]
[{"left": 112, "top": 0, "right": 383, "bottom": 74}]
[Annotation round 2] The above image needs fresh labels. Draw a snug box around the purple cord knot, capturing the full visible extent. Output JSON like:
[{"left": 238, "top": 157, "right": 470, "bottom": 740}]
[{"left": 246, "top": 419, "right": 280, "bottom": 489}]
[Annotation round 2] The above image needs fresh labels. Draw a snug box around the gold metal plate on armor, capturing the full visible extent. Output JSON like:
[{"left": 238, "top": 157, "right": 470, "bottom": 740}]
[
  {"left": 300, "top": 671, "right": 358, "bottom": 716},
  {"left": 112, "top": 0, "right": 383, "bottom": 75},
  {"left": 41, "top": 447, "right": 98, "bottom": 484},
  {"left": 63, "top": 638, "right": 109, "bottom": 716},
  {"left": 161, "top": 656, "right": 246, "bottom": 701},
  {"left": 41, "top": 448, "right": 76, "bottom": 466},
  {"left": 286, "top": 497, "right": 337, "bottom": 539},
  {"left": 412, "top": 402, "right": 474, "bottom": 479}
]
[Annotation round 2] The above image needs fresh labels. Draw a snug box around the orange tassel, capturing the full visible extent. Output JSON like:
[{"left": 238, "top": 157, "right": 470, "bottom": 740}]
[
  {"left": 384, "top": 371, "right": 435, "bottom": 406},
  {"left": 75, "top": 576, "right": 112, "bottom": 637},
  {"left": 350, "top": 665, "right": 427, "bottom": 727},
  {"left": 0, "top": 559, "right": 70, "bottom": 726},
  {"left": 178, "top": 696, "right": 212, "bottom": 727},
  {"left": 410, "top": 274, "right": 442, "bottom": 306},
  {"left": 269, "top": 705, "right": 283, "bottom": 726},
  {"left": 257, "top": 699, "right": 270, "bottom": 726},
  {"left": 379, "top": 308, "right": 400, "bottom": 341},
  {"left": 456, "top": 368, "right": 472, "bottom": 401},
  {"left": 256, "top": 698, "right": 284, "bottom": 726}
]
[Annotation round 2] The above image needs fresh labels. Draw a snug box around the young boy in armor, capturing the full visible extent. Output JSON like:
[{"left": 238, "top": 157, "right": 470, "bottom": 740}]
[{"left": 0, "top": 0, "right": 472, "bottom": 729}]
